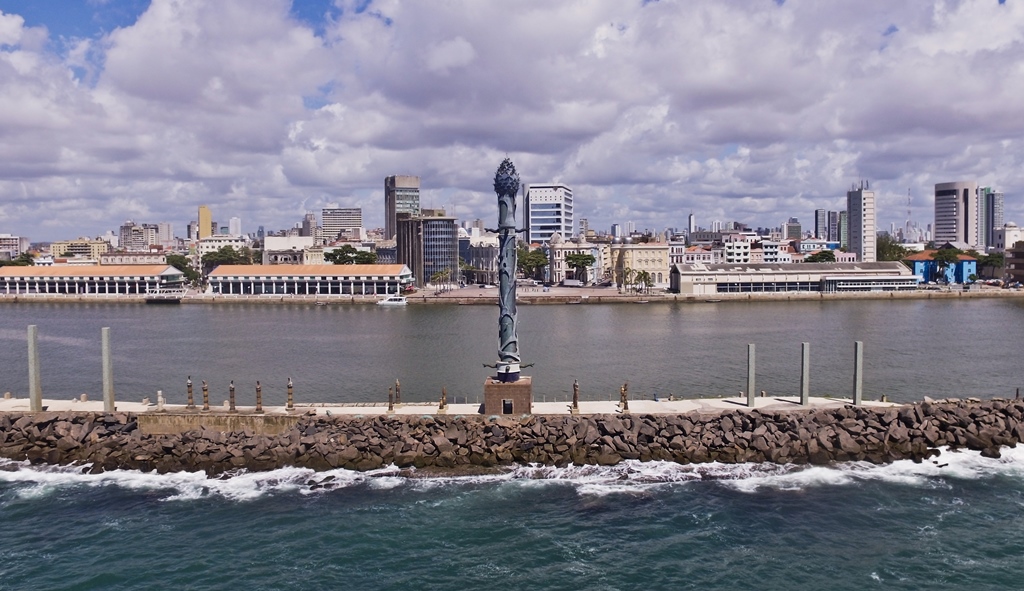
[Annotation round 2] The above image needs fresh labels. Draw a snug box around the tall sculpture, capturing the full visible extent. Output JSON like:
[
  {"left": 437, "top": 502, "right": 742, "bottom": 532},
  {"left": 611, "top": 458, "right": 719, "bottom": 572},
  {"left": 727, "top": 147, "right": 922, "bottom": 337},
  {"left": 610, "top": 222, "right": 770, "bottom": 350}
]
[{"left": 493, "top": 157, "right": 522, "bottom": 383}]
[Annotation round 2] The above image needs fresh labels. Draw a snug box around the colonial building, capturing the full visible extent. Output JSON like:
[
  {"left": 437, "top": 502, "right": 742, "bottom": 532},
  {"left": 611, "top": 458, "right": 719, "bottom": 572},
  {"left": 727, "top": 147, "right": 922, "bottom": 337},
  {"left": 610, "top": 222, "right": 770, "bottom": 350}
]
[
  {"left": 609, "top": 241, "right": 670, "bottom": 289},
  {"left": 206, "top": 264, "right": 414, "bottom": 296},
  {"left": 0, "top": 265, "right": 184, "bottom": 295}
]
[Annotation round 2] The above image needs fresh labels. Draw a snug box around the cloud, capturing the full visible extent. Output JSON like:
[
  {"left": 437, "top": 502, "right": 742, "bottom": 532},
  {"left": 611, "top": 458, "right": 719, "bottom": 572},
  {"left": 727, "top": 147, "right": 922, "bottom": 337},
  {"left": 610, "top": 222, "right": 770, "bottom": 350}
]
[{"left": 1, "top": 0, "right": 1024, "bottom": 240}]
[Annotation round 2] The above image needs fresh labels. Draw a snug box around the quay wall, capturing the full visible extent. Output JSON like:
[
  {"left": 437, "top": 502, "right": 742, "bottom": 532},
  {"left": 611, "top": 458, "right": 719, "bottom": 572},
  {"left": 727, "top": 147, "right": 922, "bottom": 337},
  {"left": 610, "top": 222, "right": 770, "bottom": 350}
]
[{"left": 1, "top": 398, "right": 1022, "bottom": 474}]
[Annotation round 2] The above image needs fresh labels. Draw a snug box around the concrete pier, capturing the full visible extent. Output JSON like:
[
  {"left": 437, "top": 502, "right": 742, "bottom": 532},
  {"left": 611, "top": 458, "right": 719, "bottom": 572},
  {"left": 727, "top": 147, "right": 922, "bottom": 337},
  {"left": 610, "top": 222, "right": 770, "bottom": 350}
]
[{"left": 27, "top": 325, "right": 42, "bottom": 412}]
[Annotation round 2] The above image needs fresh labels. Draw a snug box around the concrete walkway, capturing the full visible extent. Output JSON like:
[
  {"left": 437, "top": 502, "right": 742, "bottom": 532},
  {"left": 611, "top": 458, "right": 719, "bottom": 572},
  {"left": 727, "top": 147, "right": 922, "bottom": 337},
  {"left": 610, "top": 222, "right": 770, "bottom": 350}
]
[{"left": 0, "top": 395, "right": 900, "bottom": 416}]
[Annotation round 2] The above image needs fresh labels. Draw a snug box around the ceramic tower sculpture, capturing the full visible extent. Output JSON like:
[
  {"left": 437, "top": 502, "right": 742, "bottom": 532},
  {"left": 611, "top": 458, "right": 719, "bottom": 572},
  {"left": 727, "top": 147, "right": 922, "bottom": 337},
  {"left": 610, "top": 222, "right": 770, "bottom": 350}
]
[{"left": 493, "top": 157, "right": 521, "bottom": 382}]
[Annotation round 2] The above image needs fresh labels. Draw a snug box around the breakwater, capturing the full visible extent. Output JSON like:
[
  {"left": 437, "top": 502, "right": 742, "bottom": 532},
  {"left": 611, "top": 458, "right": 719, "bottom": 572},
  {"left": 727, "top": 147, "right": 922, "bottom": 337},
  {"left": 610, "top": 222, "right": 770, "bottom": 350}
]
[{"left": 1, "top": 398, "right": 1022, "bottom": 474}]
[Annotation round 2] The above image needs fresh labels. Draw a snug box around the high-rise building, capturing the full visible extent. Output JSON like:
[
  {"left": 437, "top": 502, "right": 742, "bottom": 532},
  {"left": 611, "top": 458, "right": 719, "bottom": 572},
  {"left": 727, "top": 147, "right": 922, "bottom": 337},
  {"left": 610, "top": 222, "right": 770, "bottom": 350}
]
[
  {"left": 827, "top": 211, "right": 840, "bottom": 242},
  {"left": 711, "top": 220, "right": 723, "bottom": 232},
  {"left": 934, "top": 181, "right": 980, "bottom": 247},
  {"left": 396, "top": 211, "right": 458, "bottom": 287},
  {"left": 847, "top": 183, "right": 876, "bottom": 262},
  {"left": 783, "top": 218, "right": 801, "bottom": 240},
  {"left": 228, "top": 217, "right": 242, "bottom": 237},
  {"left": 523, "top": 184, "right": 574, "bottom": 244},
  {"left": 198, "top": 205, "right": 212, "bottom": 240},
  {"left": 119, "top": 220, "right": 159, "bottom": 251},
  {"left": 814, "top": 209, "right": 827, "bottom": 239},
  {"left": 611, "top": 223, "right": 622, "bottom": 238},
  {"left": 322, "top": 207, "right": 363, "bottom": 241},
  {"left": 688, "top": 213, "right": 696, "bottom": 234},
  {"left": 980, "top": 187, "right": 1004, "bottom": 250},
  {"left": 839, "top": 211, "right": 849, "bottom": 249},
  {"left": 0, "top": 233, "right": 30, "bottom": 258},
  {"left": 385, "top": 175, "right": 421, "bottom": 240},
  {"left": 579, "top": 218, "right": 590, "bottom": 236},
  {"left": 157, "top": 223, "right": 174, "bottom": 245}
]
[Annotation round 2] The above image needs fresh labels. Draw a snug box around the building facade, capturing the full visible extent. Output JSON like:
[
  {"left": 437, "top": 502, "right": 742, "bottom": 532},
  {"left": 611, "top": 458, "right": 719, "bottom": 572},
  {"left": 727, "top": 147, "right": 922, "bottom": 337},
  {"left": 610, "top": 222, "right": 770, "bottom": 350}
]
[
  {"left": 322, "top": 208, "right": 363, "bottom": 242},
  {"left": 0, "top": 265, "right": 184, "bottom": 295},
  {"left": 396, "top": 213, "right": 458, "bottom": 287},
  {"left": 980, "top": 187, "right": 1004, "bottom": 250},
  {"left": 524, "top": 184, "right": 574, "bottom": 244},
  {"left": 385, "top": 175, "right": 421, "bottom": 240},
  {"left": 206, "top": 264, "right": 413, "bottom": 296},
  {"left": 198, "top": 205, "right": 213, "bottom": 240},
  {"left": 669, "top": 262, "right": 919, "bottom": 295},
  {"left": 51, "top": 238, "right": 111, "bottom": 259},
  {"left": 847, "top": 185, "right": 876, "bottom": 262},
  {"left": 0, "top": 233, "right": 30, "bottom": 258},
  {"left": 934, "top": 181, "right": 980, "bottom": 248}
]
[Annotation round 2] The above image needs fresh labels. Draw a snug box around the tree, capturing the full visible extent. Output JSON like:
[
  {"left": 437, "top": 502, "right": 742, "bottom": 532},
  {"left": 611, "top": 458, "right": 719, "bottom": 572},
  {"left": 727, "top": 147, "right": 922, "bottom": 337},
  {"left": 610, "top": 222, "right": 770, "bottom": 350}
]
[
  {"left": 0, "top": 252, "right": 33, "bottom": 267},
  {"left": 201, "top": 246, "right": 252, "bottom": 275},
  {"left": 564, "top": 253, "right": 596, "bottom": 283},
  {"left": 166, "top": 253, "right": 201, "bottom": 285},
  {"left": 877, "top": 235, "right": 909, "bottom": 262},
  {"left": 931, "top": 248, "right": 962, "bottom": 282},
  {"left": 516, "top": 247, "right": 548, "bottom": 279},
  {"left": 804, "top": 250, "right": 836, "bottom": 263},
  {"left": 325, "top": 245, "right": 377, "bottom": 265},
  {"left": 978, "top": 252, "right": 1004, "bottom": 278}
]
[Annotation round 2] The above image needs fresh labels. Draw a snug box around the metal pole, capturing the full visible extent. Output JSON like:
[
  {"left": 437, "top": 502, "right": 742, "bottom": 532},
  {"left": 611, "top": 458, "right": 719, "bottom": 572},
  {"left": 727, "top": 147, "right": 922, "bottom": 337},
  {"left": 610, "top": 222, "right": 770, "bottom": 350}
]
[
  {"left": 746, "top": 343, "right": 755, "bottom": 408},
  {"left": 27, "top": 325, "right": 42, "bottom": 412},
  {"left": 853, "top": 341, "right": 864, "bottom": 405},
  {"left": 101, "top": 327, "right": 115, "bottom": 412},
  {"left": 800, "top": 342, "right": 810, "bottom": 406}
]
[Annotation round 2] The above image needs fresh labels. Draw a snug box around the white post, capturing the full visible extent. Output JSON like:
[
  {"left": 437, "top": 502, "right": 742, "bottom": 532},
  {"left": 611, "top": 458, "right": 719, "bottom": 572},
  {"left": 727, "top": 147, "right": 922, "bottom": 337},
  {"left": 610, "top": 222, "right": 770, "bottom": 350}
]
[
  {"left": 746, "top": 344, "right": 755, "bottom": 408},
  {"left": 853, "top": 341, "right": 864, "bottom": 406},
  {"left": 28, "top": 325, "right": 42, "bottom": 412},
  {"left": 800, "top": 342, "right": 810, "bottom": 406},
  {"left": 102, "top": 327, "right": 115, "bottom": 412}
]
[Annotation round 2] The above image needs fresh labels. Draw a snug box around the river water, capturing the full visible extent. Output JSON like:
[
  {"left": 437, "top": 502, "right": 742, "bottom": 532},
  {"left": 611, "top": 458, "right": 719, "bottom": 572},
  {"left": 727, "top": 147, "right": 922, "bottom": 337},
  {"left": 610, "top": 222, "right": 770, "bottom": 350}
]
[{"left": 2, "top": 299, "right": 1024, "bottom": 590}]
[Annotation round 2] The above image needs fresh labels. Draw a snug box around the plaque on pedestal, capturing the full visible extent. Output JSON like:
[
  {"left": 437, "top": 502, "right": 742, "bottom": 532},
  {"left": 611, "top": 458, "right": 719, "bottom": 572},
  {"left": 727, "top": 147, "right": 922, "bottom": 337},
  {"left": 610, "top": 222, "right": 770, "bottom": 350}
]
[{"left": 483, "top": 376, "right": 533, "bottom": 415}]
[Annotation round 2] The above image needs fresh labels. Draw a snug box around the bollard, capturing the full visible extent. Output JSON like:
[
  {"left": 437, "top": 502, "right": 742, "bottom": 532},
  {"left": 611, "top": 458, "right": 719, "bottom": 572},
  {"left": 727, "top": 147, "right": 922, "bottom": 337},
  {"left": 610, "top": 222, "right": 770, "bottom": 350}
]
[
  {"left": 388, "top": 386, "right": 395, "bottom": 414},
  {"left": 255, "top": 381, "right": 263, "bottom": 414},
  {"left": 438, "top": 387, "right": 447, "bottom": 414},
  {"left": 102, "top": 327, "right": 115, "bottom": 412},
  {"left": 747, "top": 343, "right": 756, "bottom": 408},
  {"left": 395, "top": 380, "right": 401, "bottom": 405},
  {"left": 620, "top": 382, "right": 629, "bottom": 413},
  {"left": 229, "top": 381, "right": 236, "bottom": 412},
  {"left": 571, "top": 379, "right": 580, "bottom": 415},
  {"left": 28, "top": 325, "right": 43, "bottom": 412},
  {"left": 287, "top": 377, "right": 294, "bottom": 411},
  {"left": 800, "top": 342, "right": 810, "bottom": 406},
  {"left": 186, "top": 376, "right": 195, "bottom": 409},
  {"left": 852, "top": 341, "right": 864, "bottom": 406},
  {"left": 156, "top": 390, "right": 165, "bottom": 412},
  {"left": 202, "top": 380, "right": 210, "bottom": 412}
]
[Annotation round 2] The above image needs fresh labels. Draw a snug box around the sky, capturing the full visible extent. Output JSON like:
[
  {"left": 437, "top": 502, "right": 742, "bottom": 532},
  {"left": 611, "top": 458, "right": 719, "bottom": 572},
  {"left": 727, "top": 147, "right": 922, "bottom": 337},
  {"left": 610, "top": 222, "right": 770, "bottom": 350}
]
[{"left": 0, "top": 0, "right": 1022, "bottom": 242}]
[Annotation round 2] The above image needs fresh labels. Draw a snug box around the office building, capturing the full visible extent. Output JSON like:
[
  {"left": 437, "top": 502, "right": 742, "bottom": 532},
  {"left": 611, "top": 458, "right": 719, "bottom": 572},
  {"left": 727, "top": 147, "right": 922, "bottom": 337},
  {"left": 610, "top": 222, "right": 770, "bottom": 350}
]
[
  {"left": 839, "top": 211, "right": 849, "bottom": 249},
  {"left": 814, "top": 209, "right": 827, "bottom": 239},
  {"left": 828, "top": 211, "right": 840, "bottom": 242},
  {"left": 396, "top": 211, "right": 458, "bottom": 287},
  {"left": 688, "top": 213, "right": 696, "bottom": 235},
  {"left": 385, "top": 175, "right": 421, "bottom": 240},
  {"left": 322, "top": 207, "right": 363, "bottom": 241},
  {"left": 783, "top": 218, "right": 801, "bottom": 241},
  {"left": 980, "top": 187, "right": 1004, "bottom": 250},
  {"left": 523, "top": 184, "right": 574, "bottom": 244},
  {"left": 0, "top": 233, "right": 30, "bottom": 258},
  {"left": 847, "top": 183, "right": 876, "bottom": 263},
  {"left": 118, "top": 221, "right": 159, "bottom": 251},
  {"left": 934, "top": 181, "right": 980, "bottom": 247},
  {"left": 198, "top": 205, "right": 213, "bottom": 240},
  {"left": 228, "top": 217, "right": 242, "bottom": 238}
]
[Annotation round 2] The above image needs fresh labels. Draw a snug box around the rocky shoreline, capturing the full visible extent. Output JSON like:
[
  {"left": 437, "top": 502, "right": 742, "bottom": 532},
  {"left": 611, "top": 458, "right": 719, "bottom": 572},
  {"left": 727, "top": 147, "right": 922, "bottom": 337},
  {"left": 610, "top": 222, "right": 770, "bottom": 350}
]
[{"left": 1, "top": 398, "right": 1022, "bottom": 475}]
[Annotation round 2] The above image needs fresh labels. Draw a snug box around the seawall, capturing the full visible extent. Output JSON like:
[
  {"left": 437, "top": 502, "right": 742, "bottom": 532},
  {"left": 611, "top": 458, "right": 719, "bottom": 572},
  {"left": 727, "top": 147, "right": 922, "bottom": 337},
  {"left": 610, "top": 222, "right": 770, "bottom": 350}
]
[{"left": 1, "top": 398, "right": 1021, "bottom": 475}]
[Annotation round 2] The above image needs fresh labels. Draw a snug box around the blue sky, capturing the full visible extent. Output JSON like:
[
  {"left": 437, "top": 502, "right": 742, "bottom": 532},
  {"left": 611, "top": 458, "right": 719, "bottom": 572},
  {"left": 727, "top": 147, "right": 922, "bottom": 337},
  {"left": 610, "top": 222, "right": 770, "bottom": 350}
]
[{"left": 0, "top": 0, "right": 1022, "bottom": 241}]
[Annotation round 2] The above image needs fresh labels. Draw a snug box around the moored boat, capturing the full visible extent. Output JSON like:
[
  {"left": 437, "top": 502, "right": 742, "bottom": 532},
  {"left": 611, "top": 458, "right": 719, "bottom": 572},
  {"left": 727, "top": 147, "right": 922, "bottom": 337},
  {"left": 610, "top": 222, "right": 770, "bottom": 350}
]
[{"left": 377, "top": 295, "right": 408, "bottom": 307}]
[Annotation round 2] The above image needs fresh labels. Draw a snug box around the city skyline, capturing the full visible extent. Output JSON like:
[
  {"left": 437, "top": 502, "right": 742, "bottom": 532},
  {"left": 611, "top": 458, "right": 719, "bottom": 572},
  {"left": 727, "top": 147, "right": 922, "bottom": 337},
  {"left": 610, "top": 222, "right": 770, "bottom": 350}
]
[{"left": 0, "top": 0, "right": 1022, "bottom": 241}]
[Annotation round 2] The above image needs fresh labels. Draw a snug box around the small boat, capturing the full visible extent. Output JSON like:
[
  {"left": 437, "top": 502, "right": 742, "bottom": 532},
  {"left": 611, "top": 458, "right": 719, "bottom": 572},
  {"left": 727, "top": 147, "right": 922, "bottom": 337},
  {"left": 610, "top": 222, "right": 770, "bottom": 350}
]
[
  {"left": 705, "top": 299, "right": 722, "bottom": 303},
  {"left": 315, "top": 301, "right": 327, "bottom": 307},
  {"left": 377, "top": 295, "right": 408, "bottom": 307}
]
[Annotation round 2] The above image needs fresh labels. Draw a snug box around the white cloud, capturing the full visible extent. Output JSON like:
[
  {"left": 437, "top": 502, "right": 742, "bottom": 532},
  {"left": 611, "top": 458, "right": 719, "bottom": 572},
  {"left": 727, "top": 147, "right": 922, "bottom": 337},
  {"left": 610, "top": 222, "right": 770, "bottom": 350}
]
[{"left": 1, "top": 0, "right": 1024, "bottom": 240}]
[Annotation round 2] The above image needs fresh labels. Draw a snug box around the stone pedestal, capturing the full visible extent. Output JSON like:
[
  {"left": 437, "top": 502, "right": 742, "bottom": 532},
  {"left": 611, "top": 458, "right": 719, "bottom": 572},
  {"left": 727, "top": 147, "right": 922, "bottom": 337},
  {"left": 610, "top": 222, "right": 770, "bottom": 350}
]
[{"left": 483, "top": 376, "right": 533, "bottom": 415}]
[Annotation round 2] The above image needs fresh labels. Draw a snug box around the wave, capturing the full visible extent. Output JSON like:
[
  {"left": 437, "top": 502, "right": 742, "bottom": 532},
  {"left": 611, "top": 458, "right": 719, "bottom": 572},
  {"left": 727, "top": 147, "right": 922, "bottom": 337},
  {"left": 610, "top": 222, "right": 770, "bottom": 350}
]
[{"left": 2, "top": 445, "right": 1022, "bottom": 501}]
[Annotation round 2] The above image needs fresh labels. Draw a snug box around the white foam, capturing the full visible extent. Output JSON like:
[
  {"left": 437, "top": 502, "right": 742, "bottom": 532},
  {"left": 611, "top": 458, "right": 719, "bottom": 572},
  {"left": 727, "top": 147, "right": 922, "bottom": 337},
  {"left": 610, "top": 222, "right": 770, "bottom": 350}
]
[{"left": 1, "top": 445, "right": 1022, "bottom": 500}]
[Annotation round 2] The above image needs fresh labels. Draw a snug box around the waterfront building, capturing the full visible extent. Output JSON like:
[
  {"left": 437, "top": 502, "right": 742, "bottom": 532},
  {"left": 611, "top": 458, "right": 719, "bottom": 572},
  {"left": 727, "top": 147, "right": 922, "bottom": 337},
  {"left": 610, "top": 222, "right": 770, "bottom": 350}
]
[
  {"left": 322, "top": 208, "right": 362, "bottom": 242},
  {"left": 459, "top": 229, "right": 499, "bottom": 284},
  {"left": 198, "top": 205, "right": 213, "bottom": 240},
  {"left": 668, "top": 262, "right": 919, "bottom": 295},
  {"left": 50, "top": 238, "right": 111, "bottom": 260},
  {"left": 0, "top": 233, "right": 30, "bottom": 258},
  {"left": 934, "top": 181, "right": 980, "bottom": 248},
  {"left": 993, "top": 222, "right": 1024, "bottom": 251},
  {"left": 1006, "top": 242, "right": 1024, "bottom": 285},
  {"left": 903, "top": 250, "right": 978, "bottom": 284},
  {"left": 610, "top": 241, "right": 670, "bottom": 289},
  {"left": 396, "top": 211, "right": 458, "bottom": 287},
  {"left": 0, "top": 265, "right": 184, "bottom": 295},
  {"left": 206, "top": 264, "right": 413, "bottom": 296},
  {"left": 547, "top": 234, "right": 603, "bottom": 284},
  {"left": 385, "top": 175, "right": 421, "bottom": 240},
  {"left": 523, "top": 183, "right": 574, "bottom": 245}
]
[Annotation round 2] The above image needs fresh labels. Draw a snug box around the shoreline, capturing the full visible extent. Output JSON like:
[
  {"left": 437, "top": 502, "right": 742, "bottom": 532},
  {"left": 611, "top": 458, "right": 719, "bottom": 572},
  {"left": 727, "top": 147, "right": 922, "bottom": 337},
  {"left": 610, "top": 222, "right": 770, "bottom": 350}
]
[{"left": 1, "top": 286, "right": 1022, "bottom": 306}]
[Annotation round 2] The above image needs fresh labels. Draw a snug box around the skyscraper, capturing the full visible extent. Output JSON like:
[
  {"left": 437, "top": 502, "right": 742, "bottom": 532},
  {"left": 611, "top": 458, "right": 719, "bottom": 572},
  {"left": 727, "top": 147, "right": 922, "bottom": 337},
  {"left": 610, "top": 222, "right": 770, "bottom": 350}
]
[
  {"left": 523, "top": 184, "right": 574, "bottom": 244},
  {"left": 847, "top": 182, "right": 876, "bottom": 263},
  {"left": 814, "top": 209, "right": 827, "bottom": 239},
  {"left": 322, "top": 207, "right": 363, "bottom": 241},
  {"left": 688, "top": 213, "right": 696, "bottom": 234},
  {"left": 396, "top": 211, "right": 458, "bottom": 287},
  {"left": 197, "top": 205, "right": 212, "bottom": 240},
  {"left": 934, "top": 181, "right": 980, "bottom": 247},
  {"left": 828, "top": 211, "right": 840, "bottom": 242},
  {"left": 783, "top": 218, "right": 801, "bottom": 240},
  {"left": 228, "top": 217, "right": 242, "bottom": 237},
  {"left": 385, "top": 175, "right": 421, "bottom": 240},
  {"left": 980, "top": 187, "right": 1004, "bottom": 250}
]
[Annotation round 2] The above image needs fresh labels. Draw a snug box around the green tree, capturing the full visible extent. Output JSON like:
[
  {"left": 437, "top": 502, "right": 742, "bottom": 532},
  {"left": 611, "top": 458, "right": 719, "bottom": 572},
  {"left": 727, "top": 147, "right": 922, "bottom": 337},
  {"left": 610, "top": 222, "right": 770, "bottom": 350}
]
[
  {"left": 804, "top": 250, "right": 837, "bottom": 263},
  {"left": 564, "top": 252, "right": 596, "bottom": 282},
  {"left": 0, "top": 252, "right": 33, "bottom": 267},
  {"left": 876, "top": 234, "right": 909, "bottom": 261},
  {"left": 166, "top": 253, "right": 201, "bottom": 285},
  {"left": 516, "top": 247, "right": 548, "bottom": 279},
  {"left": 978, "top": 252, "right": 1004, "bottom": 278},
  {"left": 931, "top": 248, "right": 962, "bottom": 282},
  {"left": 201, "top": 246, "right": 252, "bottom": 275},
  {"left": 325, "top": 245, "right": 377, "bottom": 265}
]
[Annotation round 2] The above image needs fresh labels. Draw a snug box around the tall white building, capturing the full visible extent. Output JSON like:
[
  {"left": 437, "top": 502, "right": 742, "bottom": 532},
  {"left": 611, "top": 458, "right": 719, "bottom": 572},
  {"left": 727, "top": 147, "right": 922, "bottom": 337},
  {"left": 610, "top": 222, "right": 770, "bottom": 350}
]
[
  {"left": 934, "top": 181, "right": 980, "bottom": 247},
  {"left": 523, "top": 184, "right": 574, "bottom": 244},
  {"left": 847, "top": 183, "right": 876, "bottom": 263},
  {"left": 228, "top": 217, "right": 242, "bottom": 237},
  {"left": 687, "top": 213, "right": 696, "bottom": 234},
  {"left": 322, "top": 207, "right": 363, "bottom": 241}
]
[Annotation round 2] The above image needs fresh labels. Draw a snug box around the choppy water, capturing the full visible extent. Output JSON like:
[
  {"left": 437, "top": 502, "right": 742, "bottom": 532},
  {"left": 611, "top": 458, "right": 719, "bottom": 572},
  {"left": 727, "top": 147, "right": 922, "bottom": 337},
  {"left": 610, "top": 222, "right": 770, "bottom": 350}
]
[
  {"left": 2, "top": 299, "right": 1024, "bottom": 590},
  {"left": 2, "top": 448, "right": 1024, "bottom": 591}
]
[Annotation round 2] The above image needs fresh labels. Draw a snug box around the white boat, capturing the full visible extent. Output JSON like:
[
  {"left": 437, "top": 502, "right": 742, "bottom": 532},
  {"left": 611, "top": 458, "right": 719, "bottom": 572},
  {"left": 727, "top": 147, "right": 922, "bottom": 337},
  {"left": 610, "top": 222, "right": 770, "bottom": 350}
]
[{"left": 377, "top": 295, "right": 408, "bottom": 307}]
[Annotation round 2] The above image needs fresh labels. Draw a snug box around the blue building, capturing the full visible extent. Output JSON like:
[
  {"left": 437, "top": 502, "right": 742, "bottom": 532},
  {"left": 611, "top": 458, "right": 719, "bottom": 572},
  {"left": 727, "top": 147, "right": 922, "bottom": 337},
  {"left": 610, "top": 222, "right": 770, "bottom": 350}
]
[{"left": 904, "top": 250, "right": 978, "bottom": 283}]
